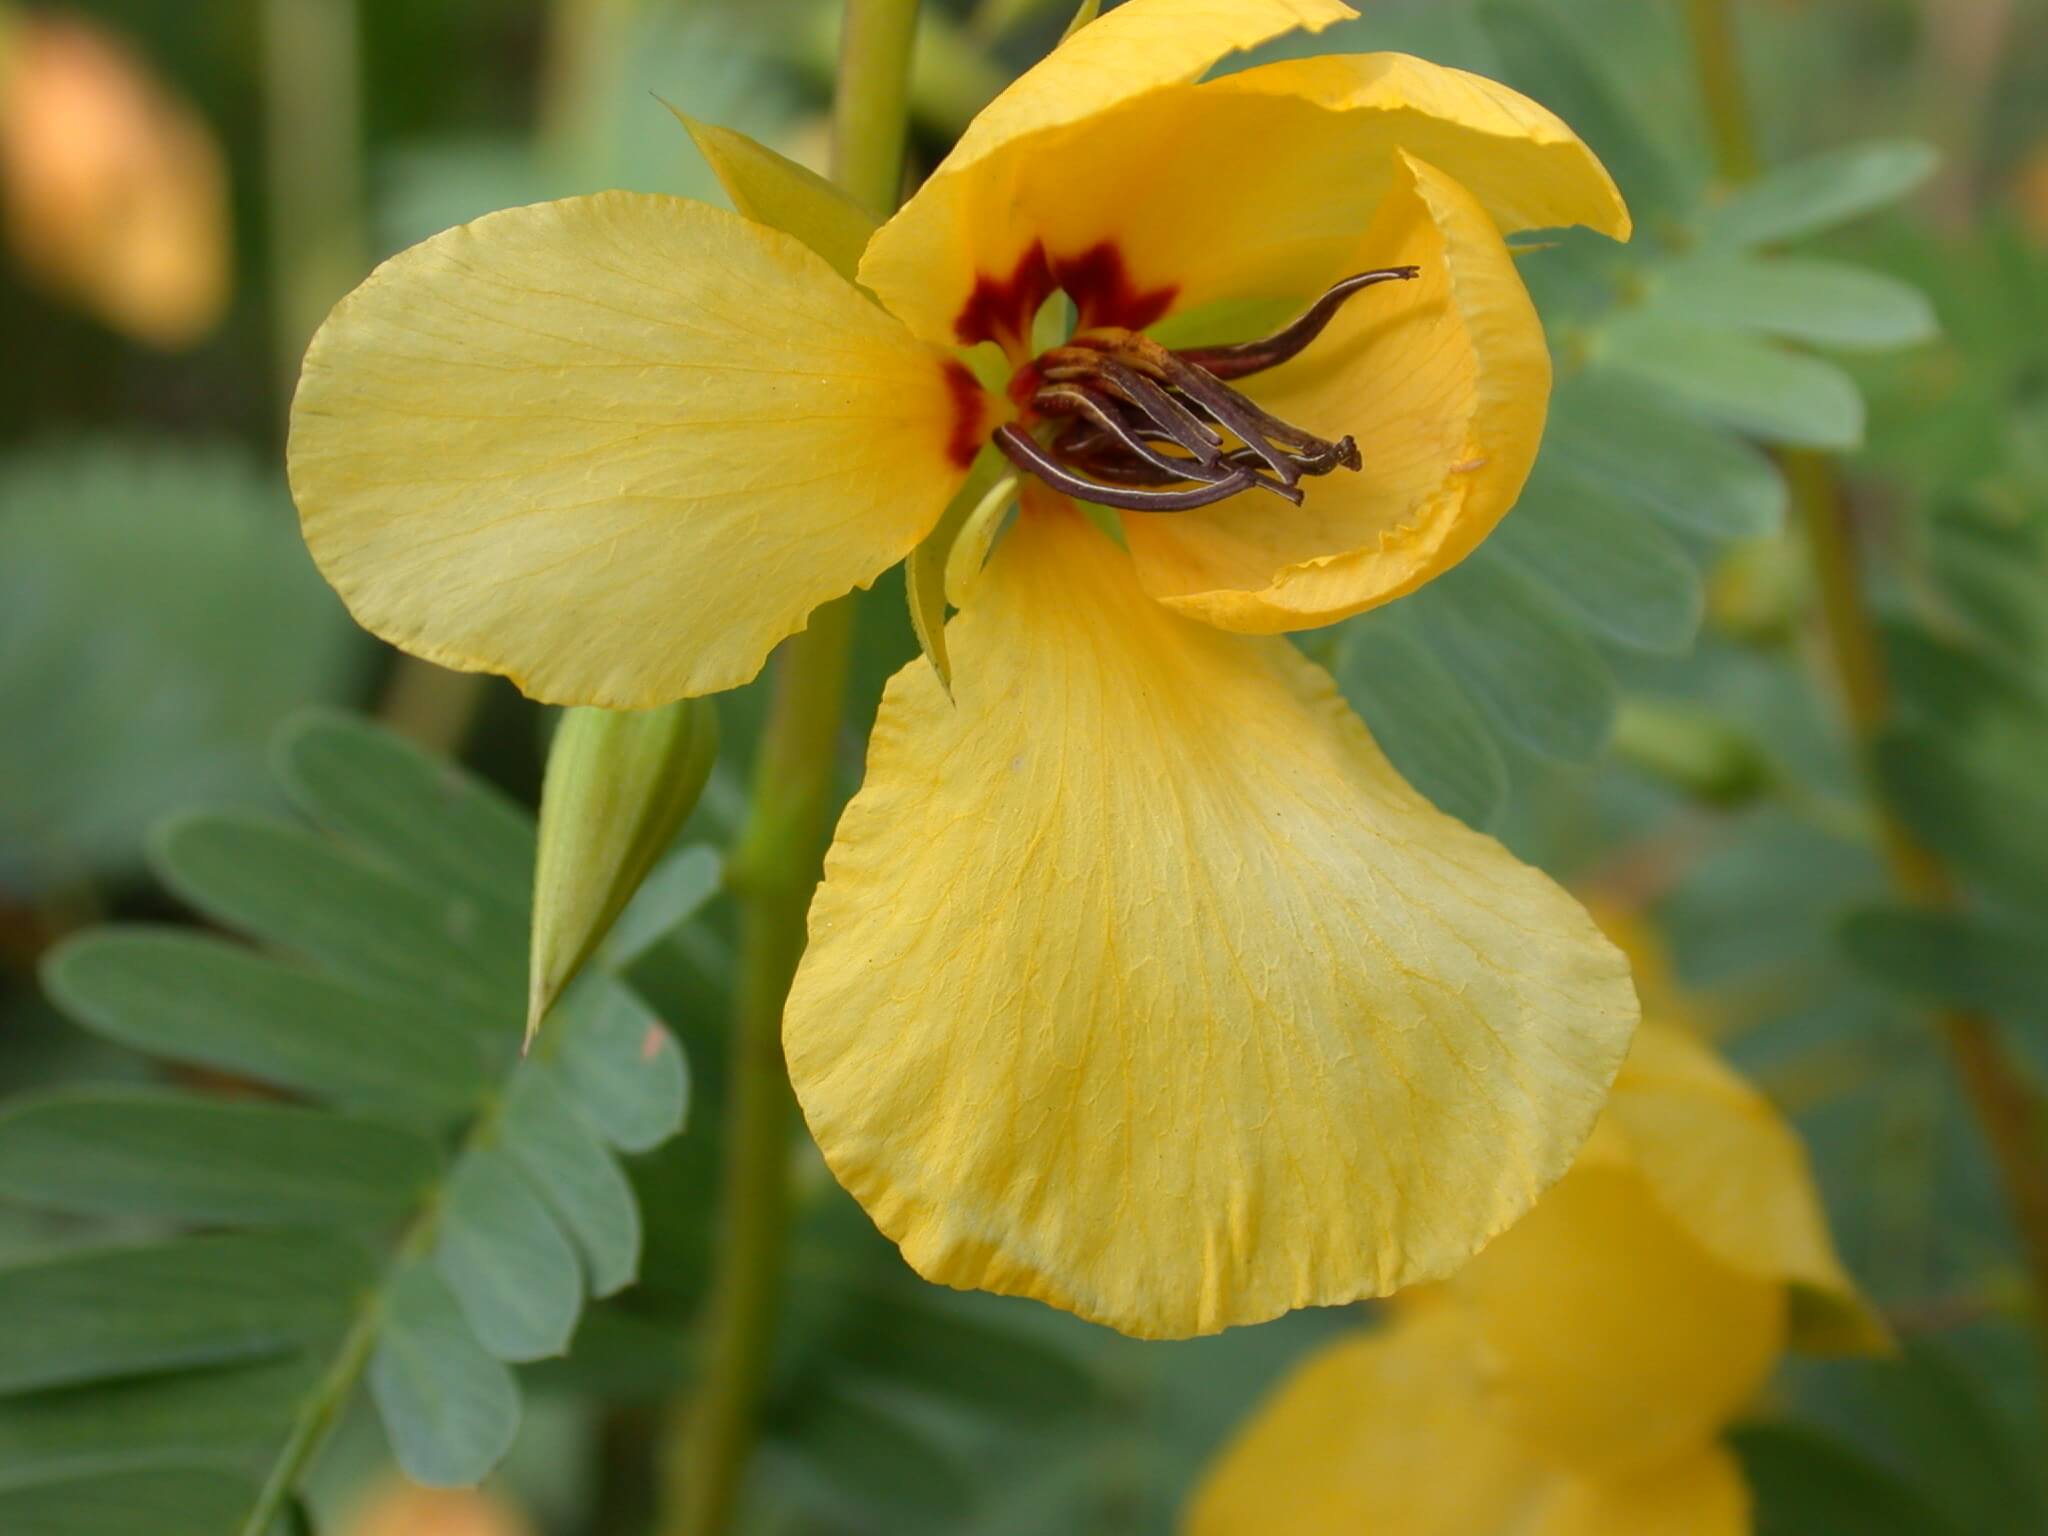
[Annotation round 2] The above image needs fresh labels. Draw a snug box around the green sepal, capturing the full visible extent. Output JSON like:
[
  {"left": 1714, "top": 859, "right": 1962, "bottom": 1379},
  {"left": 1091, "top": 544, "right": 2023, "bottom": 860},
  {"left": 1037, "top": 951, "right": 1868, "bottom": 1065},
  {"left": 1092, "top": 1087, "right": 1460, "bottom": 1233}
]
[
  {"left": 905, "top": 453, "right": 1010, "bottom": 697},
  {"left": 527, "top": 700, "right": 718, "bottom": 1043},
  {"left": 669, "top": 107, "right": 876, "bottom": 281}
]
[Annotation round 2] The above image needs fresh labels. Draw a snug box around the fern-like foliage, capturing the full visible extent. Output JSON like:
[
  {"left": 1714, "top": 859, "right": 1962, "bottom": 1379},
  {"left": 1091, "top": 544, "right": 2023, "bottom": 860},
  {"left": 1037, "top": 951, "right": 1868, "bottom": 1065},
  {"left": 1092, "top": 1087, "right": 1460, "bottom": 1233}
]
[
  {"left": 1329, "top": 1, "right": 1937, "bottom": 832},
  {"left": 0, "top": 713, "right": 700, "bottom": 1535}
]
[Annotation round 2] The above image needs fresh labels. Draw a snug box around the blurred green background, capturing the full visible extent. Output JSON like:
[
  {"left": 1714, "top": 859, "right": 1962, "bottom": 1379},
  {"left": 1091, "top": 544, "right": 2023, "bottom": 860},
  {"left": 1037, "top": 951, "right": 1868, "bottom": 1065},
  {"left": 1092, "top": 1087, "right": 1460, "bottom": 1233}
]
[{"left": 3, "top": 1, "right": 2047, "bottom": 1532}]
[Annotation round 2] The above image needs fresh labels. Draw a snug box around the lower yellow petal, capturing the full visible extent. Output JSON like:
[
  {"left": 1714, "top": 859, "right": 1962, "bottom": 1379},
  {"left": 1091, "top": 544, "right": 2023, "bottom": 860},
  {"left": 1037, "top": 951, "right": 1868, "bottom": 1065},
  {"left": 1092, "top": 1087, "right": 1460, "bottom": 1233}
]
[
  {"left": 784, "top": 496, "right": 1636, "bottom": 1339},
  {"left": 1186, "top": 1310, "right": 1549, "bottom": 1535},
  {"left": 289, "top": 193, "right": 979, "bottom": 707},
  {"left": 1123, "top": 152, "right": 1550, "bottom": 633},
  {"left": 1529, "top": 1446, "right": 1750, "bottom": 1536},
  {"left": 1454, "top": 1164, "right": 1785, "bottom": 1476},
  {"left": 1608, "top": 1021, "right": 1886, "bottom": 1354}
]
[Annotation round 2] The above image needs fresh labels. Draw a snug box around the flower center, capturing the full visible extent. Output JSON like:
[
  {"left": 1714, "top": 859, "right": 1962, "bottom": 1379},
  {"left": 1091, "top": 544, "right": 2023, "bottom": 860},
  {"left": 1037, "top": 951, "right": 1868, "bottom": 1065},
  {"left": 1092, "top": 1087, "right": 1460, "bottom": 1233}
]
[{"left": 992, "top": 266, "right": 1419, "bottom": 513}]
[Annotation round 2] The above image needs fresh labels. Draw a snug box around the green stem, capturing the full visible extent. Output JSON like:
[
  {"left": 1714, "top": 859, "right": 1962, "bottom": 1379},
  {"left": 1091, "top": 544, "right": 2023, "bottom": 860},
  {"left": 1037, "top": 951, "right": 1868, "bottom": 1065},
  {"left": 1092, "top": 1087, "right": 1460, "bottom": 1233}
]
[
  {"left": 662, "top": 4, "right": 923, "bottom": 1531},
  {"left": 1788, "top": 451, "right": 2048, "bottom": 1344},
  {"left": 830, "top": 0, "right": 923, "bottom": 218},
  {"left": 1683, "top": 0, "right": 1760, "bottom": 184},
  {"left": 1686, "top": 0, "right": 2048, "bottom": 1350},
  {"left": 259, "top": 0, "right": 366, "bottom": 403},
  {"left": 237, "top": 1056, "right": 544, "bottom": 1535},
  {"left": 260, "top": 0, "right": 489, "bottom": 753}
]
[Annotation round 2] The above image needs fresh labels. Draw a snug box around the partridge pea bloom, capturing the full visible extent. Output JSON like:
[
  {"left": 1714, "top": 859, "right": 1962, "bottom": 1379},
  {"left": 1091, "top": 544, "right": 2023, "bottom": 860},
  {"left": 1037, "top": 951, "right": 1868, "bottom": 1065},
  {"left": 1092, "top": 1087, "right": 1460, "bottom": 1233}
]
[
  {"left": 288, "top": 0, "right": 1640, "bottom": 1338},
  {"left": 1188, "top": 1019, "right": 1885, "bottom": 1534}
]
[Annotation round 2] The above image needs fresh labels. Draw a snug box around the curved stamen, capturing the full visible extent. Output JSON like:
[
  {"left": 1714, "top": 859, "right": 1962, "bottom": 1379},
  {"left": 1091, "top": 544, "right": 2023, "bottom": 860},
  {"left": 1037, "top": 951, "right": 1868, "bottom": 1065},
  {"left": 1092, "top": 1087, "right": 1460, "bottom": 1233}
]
[
  {"left": 1090, "top": 358, "right": 1225, "bottom": 463},
  {"left": 993, "top": 424, "right": 1271, "bottom": 512},
  {"left": 1035, "top": 382, "right": 1208, "bottom": 483},
  {"left": 1175, "top": 266, "right": 1420, "bottom": 381},
  {"left": 1046, "top": 383, "right": 1308, "bottom": 504},
  {"left": 996, "top": 261, "right": 1415, "bottom": 513},
  {"left": 1053, "top": 425, "right": 1307, "bottom": 504}
]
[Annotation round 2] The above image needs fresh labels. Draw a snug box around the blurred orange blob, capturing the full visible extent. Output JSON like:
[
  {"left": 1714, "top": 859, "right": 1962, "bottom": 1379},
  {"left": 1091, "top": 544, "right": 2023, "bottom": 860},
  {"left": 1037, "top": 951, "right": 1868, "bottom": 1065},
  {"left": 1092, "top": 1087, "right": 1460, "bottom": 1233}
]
[
  {"left": 0, "top": 10, "right": 231, "bottom": 345},
  {"left": 343, "top": 1481, "right": 535, "bottom": 1536},
  {"left": 2013, "top": 138, "right": 2048, "bottom": 246}
]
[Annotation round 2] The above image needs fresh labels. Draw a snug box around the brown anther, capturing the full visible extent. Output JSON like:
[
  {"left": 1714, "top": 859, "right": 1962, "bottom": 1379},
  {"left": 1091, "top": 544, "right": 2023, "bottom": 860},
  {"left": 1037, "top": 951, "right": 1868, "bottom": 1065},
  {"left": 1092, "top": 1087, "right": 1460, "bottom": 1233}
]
[{"left": 997, "top": 266, "right": 1418, "bottom": 514}]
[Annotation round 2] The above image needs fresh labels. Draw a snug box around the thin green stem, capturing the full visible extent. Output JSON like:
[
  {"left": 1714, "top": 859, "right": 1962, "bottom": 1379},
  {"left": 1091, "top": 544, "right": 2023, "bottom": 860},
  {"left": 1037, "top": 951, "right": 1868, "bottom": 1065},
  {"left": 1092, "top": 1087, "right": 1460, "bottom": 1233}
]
[
  {"left": 1686, "top": 0, "right": 2048, "bottom": 1356},
  {"left": 260, "top": 0, "right": 489, "bottom": 752},
  {"left": 237, "top": 1062, "right": 537, "bottom": 1536},
  {"left": 1788, "top": 451, "right": 2048, "bottom": 1344},
  {"left": 259, "top": 0, "right": 366, "bottom": 403},
  {"left": 1684, "top": 0, "right": 1760, "bottom": 183},
  {"left": 830, "top": 0, "right": 923, "bottom": 217},
  {"left": 236, "top": 1220, "right": 432, "bottom": 1536},
  {"left": 662, "top": 3, "right": 923, "bottom": 1531}
]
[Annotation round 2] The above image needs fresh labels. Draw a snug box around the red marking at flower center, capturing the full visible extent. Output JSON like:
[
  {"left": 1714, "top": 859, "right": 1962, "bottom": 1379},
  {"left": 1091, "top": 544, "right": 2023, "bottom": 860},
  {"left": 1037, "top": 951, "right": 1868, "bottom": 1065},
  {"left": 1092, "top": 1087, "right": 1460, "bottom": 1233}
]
[
  {"left": 942, "top": 359, "right": 987, "bottom": 469},
  {"left": 1057, "top": 244, "right": 1178, "bottom": 334},
  {"left": 953, "top": 241, "right": 1179, "bottom": 351}
]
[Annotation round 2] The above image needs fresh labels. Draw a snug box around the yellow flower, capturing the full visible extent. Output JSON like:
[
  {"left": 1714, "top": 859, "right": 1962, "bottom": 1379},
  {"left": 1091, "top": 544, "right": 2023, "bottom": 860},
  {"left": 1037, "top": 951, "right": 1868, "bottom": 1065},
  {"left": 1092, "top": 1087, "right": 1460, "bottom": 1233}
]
[
  {"left": 0, "top": 12, "right": 230, "bottom": 346},
  {"left": 343, "top": 1480, "right": 533, "bottom": 1536},
  {"left": 288, "top": 0, "right": 1640, "bottom": 1338},
  {"left": 1187, "top": 1019, "right": 1884, "bottom": 1533}
]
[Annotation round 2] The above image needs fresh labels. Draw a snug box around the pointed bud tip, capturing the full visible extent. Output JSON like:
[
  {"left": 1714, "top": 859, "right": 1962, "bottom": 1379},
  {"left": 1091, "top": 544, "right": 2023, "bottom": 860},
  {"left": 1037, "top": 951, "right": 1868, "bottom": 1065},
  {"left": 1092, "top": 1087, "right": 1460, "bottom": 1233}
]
[{"left": 525, "top": 973, "right": 557, "bottom": 1053}]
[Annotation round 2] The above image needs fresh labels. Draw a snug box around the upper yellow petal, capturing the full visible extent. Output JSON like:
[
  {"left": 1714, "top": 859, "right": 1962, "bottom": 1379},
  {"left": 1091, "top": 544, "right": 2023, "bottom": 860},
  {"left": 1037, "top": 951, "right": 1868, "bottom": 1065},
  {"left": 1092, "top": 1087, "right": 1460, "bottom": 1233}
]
[
  {"left": 1452, "top": 1163, "right": 1786, "bottom": 1477},
  {"left": 784, "top": 495, "right": 1637, "bottom": 1339},
  {"left": 1124, "top": 150, "right": 1551, "bottom": 632},
  {"left": 289, "top": 192, "right": 979, "bottom": 707},
  {"left": 1186, "top": 1310, "right": 1549, "bottom": 1535},
  {"left": 945, "top": 0, "right": 1355, "bottom": 175},
  {"left": 1198, "top": 52, "right": 1629, "bottom": 242},
  {"left": 864, "top": 35, "right": 1622, "bottom": 352},
  {"left": 1606, "top": 1020, "right": 1886, "bottom": 1353},
  {"left": 860, "top": 0, "right": 1357, "bottom": 344}
]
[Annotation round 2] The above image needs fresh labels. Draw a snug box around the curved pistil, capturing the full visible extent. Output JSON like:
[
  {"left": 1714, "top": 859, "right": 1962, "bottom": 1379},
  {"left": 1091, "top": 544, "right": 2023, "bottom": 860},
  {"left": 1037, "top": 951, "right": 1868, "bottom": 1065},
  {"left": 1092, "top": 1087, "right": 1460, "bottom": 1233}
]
[{"left": 994, "top": 265, "right": 1419, "bottom": 514}]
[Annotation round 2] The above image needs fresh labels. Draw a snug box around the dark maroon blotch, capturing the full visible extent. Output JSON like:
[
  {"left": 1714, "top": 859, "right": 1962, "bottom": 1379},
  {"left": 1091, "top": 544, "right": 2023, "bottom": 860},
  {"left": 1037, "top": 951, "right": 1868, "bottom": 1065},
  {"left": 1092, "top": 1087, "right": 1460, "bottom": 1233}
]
[
  {"left": 941, "top": 359, "right": 987, "bottom": 470},
  {"left": 952, "top": 240, "right": 1179, "bottom": 349}
]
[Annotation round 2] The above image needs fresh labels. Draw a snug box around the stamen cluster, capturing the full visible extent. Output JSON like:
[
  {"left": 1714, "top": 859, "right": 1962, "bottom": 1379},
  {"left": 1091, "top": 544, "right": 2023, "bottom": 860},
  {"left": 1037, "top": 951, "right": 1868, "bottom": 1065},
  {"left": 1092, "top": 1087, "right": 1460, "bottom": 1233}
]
[{"left": 995, "top": 266, "right": 1419, "bottom": 512}]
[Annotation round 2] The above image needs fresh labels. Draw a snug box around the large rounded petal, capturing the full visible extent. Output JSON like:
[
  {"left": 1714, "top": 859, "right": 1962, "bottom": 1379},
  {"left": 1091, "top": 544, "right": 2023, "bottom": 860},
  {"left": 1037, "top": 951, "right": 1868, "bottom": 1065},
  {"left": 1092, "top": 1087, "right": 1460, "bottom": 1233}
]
[
  {"left": 1186, "top": 1310, "right": 1548, "bottom": 1534},
  {"left": 289, "top": 193, "right": 979, "bottom": 707},
  {"left": 864, "top": 41, "right": 1622, "bottom": 348},
  {"left": 1604, "top": 1021, "right": 1886, "bottom": 1353},
  {"left": 1452, "top": 1164, "right": 1785, "bottom": 1477},
  {"left": 784, "top": 497, "right": 1636, "bottom": 1339},
  {"left": 1123, "top": 151, "right": 1549, "bottom": 633}
]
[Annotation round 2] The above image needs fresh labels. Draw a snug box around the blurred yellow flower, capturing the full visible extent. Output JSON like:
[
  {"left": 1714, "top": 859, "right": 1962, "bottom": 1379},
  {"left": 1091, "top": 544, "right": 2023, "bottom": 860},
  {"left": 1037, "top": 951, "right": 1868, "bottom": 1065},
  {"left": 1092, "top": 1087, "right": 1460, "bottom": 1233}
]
[
  {"left": 0, "top": 10, "right": 230, "bottom": 346},
  {"left": 288, "top": 0, "right": 1640, "bottom": 1338},
  {"left": 1188, "top": 1016, "right": 1883, "bottom": 1533},
  {"left": 343, "top": 1480, "right": 533, "bottom": 1536}
]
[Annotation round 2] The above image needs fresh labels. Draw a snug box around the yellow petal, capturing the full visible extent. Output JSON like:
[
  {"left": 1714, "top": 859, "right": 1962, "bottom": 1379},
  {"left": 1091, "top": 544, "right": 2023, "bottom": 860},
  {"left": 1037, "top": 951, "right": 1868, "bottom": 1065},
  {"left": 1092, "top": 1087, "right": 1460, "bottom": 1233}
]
[
  {"left": 784, "top": 495, "right": 1636, "bottom": 1339},
  {"left": 1453, "top": 1164, "right": 1785, "bottom": 1476},
  {"left": 865, "top": 36, "right": 1621, "bottom": 350},
  {"left": 1186, "top": 1310, "right": 1549, "bottom": 1535},
  {"left": 1608, "top": 1021, "right": 1887, "bottom": 1354},
  {"left": 289, "top": 193, "right": 982, "bottom": 707},
  {"left": 1199, "top": 52, "right": 1629, "bottom": 243},
  {"left": 1527, "top": 1447, "right": 1750, "bottom": 1536},
  {"left": 1123, "top": 151, "right": 1550, "bottom": 632},
  {"left": 861, "top": 0, "right": 1357, "bottom": 345}
]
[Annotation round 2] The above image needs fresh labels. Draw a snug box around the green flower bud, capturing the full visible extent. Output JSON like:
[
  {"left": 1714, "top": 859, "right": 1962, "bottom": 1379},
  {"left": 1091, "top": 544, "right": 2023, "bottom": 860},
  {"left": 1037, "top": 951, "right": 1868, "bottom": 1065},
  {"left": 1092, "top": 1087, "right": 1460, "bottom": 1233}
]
[
  {"left": 528, "top": 699, "right": 719, "bottom": 1044},
  {"left": 1611, "top": 698, "right": 1773, "bottom": 807}
]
